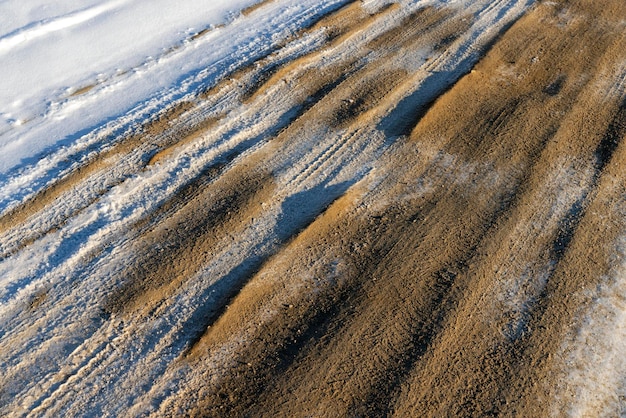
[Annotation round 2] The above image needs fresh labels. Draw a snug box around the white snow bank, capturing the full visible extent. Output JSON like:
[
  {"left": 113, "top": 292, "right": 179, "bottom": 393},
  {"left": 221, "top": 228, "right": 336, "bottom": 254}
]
[{"left": 0, "top": 0, "right": 261, "bottom": 174}]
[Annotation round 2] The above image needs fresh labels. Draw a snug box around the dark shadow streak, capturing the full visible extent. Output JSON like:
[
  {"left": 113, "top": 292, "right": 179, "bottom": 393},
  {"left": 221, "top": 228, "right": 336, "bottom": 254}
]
[{"left": 181, "top": 179, "right": 354, "bottom": 355}]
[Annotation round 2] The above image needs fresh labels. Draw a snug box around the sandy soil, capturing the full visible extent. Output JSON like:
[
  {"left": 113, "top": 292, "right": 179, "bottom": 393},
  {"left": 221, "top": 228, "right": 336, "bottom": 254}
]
[{"left": 1, "top": 0, "right": 625, "bottom": 416}]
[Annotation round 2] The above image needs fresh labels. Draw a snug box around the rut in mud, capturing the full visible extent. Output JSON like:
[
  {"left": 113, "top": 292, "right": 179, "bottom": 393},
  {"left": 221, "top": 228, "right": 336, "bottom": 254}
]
[{"left": 0, "top": 0, "right": 625, "bottom": 416}]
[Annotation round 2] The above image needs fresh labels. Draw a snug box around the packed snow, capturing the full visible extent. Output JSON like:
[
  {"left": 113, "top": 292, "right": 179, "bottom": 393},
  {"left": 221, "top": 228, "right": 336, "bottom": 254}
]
[{"left": 0, "top": 0, "right": 284, "bottom": 176}]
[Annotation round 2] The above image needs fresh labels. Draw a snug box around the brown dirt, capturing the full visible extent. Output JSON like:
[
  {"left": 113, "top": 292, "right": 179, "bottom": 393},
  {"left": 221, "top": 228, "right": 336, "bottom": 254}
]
[
  {"left": 161, "top": 1, "right": 625, "bottom": 416},
  {"left": 4, "top": 0, "right": 625, "bottom": 416},
  {"left": 69, "top": 84, "right": 97, "bottom": 97},
  {"left": 241, "top": 0, "right": 276, "bottom": 17}
]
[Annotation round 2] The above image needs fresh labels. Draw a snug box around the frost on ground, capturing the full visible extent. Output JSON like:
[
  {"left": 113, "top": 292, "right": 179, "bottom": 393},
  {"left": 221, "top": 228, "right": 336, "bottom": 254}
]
[
  {"left": 559, "top": 237, "right": 626, "bottom": 417},
  {"left": 0, "top": 0, "right": 625, "bottom": 417}
]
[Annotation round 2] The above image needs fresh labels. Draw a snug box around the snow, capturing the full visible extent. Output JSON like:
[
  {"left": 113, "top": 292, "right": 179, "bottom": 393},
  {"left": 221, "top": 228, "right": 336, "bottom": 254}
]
[{"left": 0, "top": 0, "right": 266, "bottom": 175}]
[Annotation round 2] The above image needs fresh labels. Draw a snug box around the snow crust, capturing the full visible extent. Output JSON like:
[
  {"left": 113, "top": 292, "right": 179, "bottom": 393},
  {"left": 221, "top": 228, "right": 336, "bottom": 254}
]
[{"left": 0, "top": 0, "right": 262, "bottom": 174}]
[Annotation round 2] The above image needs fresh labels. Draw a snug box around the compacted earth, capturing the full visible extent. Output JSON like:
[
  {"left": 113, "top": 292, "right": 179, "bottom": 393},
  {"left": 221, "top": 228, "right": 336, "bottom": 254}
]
[{"left": 1, "top": 0, "right": 625, "bottom": 416}]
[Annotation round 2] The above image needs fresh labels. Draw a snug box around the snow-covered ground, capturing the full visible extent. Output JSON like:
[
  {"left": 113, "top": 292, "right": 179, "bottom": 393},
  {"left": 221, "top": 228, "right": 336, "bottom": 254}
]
[
  {"left": 0, "top": 0, "right": 273, "bottom": 174},
  {"left": 1, "top": 0, "right": 624, "bottom": 416},
  {"left": 0, "top": 0, "right": 374, "bottom": 228}
]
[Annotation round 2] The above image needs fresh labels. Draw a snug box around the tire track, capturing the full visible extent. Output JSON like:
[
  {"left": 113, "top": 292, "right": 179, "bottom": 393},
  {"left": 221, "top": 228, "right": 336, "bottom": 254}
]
[
  {"left": 148, "top": 1, "right": 626, "bottom": 416},
  {"left": 5, "top": 0, "right": 626, "bottom": 416},
  {"left": 141, "top": 0, "right": 544, "bottom": 414}
]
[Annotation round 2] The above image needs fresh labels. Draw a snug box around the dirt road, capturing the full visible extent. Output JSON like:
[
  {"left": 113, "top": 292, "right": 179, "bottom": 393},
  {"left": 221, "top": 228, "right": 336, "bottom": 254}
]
[{"left": 1, "top": 0, "right": 625, "bottom": 416}]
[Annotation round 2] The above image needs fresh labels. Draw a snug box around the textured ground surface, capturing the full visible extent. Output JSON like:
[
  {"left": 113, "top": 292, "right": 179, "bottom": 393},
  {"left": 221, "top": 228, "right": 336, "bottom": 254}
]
[{"left": 1, "top": 0, "right": 625, "bottom": 416}]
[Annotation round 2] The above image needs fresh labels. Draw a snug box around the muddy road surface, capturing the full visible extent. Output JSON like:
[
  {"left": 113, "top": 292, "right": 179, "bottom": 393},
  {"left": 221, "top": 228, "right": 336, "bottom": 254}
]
[{"left": 1, "top": 0, "right": 625, "bottom": 416}]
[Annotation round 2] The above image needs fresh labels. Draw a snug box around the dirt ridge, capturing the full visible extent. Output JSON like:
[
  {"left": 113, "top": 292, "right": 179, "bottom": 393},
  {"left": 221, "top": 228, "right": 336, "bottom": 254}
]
[{"left": 1, "top": 0, "right": 625, "bottom": 416}]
